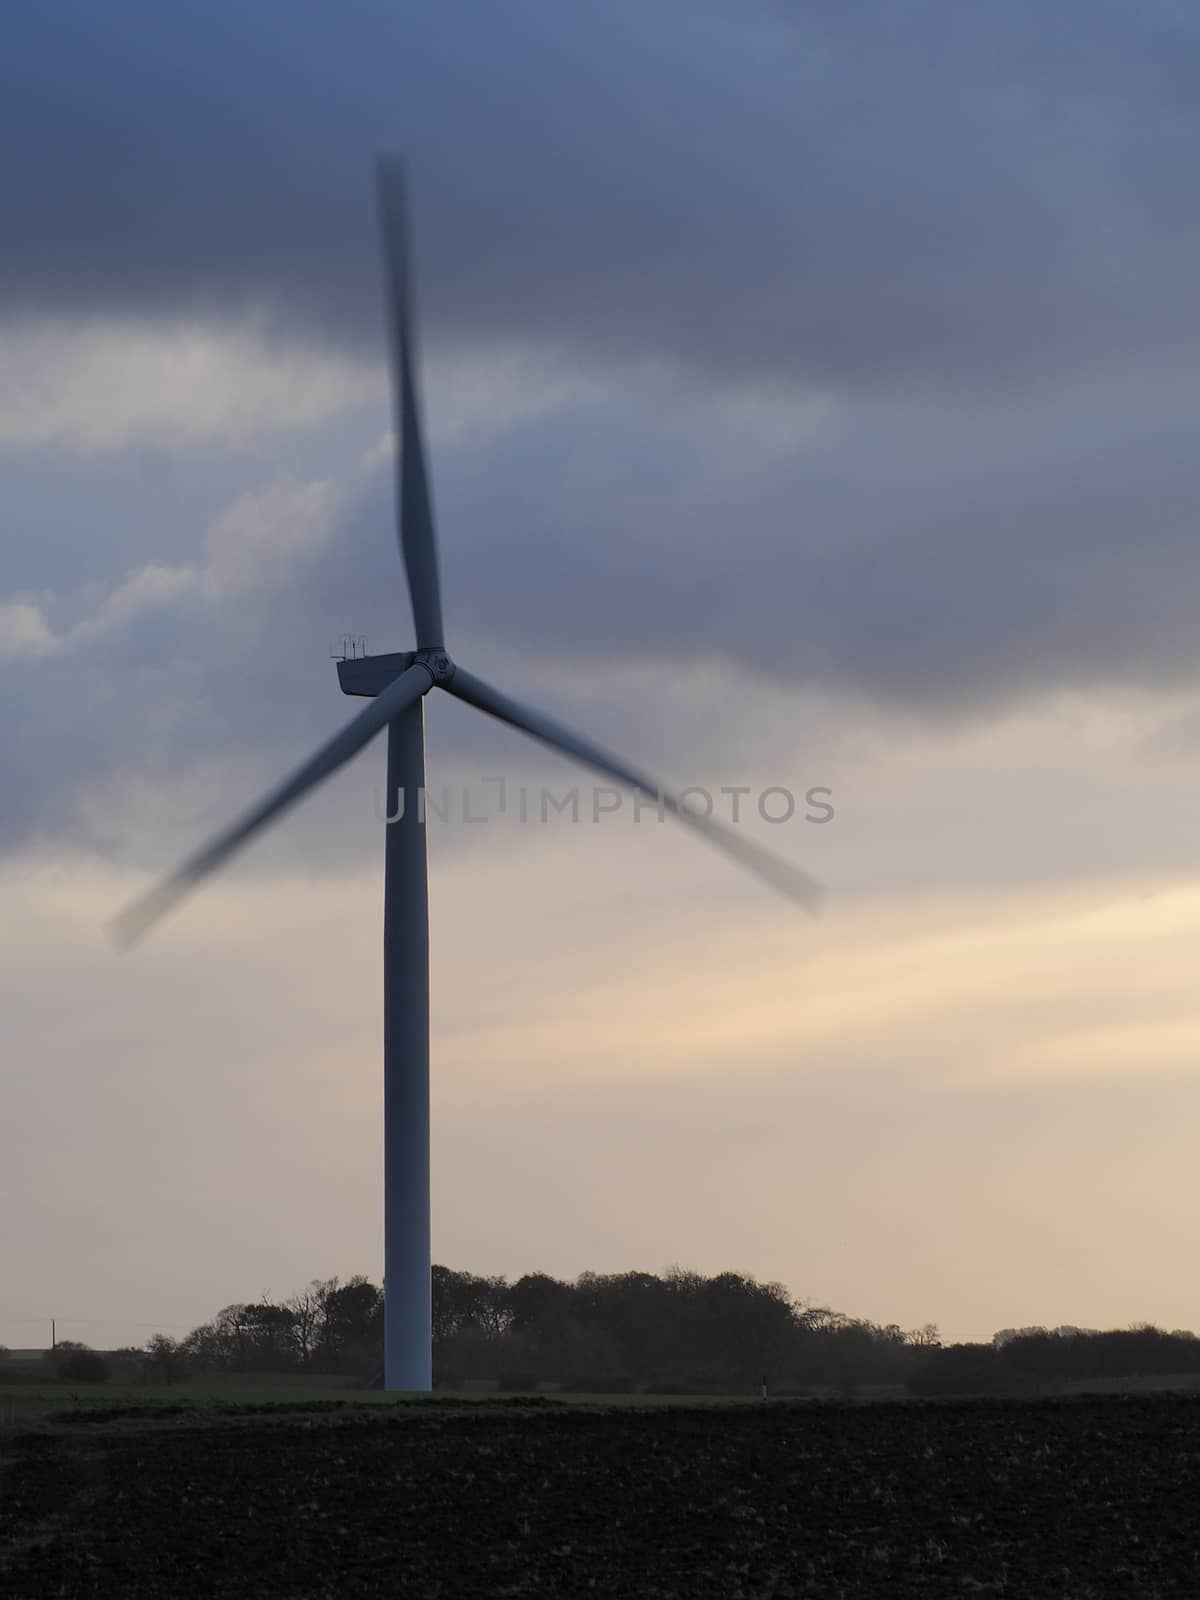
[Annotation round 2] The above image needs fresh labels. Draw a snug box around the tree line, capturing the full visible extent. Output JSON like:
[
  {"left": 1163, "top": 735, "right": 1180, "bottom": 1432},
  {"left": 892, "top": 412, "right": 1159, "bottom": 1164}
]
[
  {"left": 909, "top": 1324, "right": 1200, "bottom": 1396},
  {"left": 4, "top": 1269, "right": 1196, "bottom": 1395},
  {"left": 1, "top": 1268, "right": 937, "bottom": 1391}
]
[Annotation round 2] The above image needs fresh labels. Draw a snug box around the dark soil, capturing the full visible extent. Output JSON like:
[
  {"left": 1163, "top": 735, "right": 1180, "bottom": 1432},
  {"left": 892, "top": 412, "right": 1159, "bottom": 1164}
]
[{"left": 1, "top": 1393, "right": 1197, "bottom": 1597}]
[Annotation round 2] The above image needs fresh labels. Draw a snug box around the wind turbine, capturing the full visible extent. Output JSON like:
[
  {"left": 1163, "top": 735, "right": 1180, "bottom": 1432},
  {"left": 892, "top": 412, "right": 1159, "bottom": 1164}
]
[{"left": 112, "top": 158, "right": 826, "bottom": 1392}]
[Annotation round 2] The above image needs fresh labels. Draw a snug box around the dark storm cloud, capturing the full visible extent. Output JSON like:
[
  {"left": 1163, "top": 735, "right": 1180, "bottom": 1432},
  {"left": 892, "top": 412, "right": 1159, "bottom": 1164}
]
[
  {"left": 361, "top": 368, "right": 1200, "bottom": 713},
  {"left": 2, "top": 368, "right": 1198, "bottom": 879},
  {"left": 4, "top": 0, "right": 1200, "bottom": 396},
  {"left": 10, "top": 351, "right": 1193, "bottom": 862},
  {"left": 7, "top": 0, "right": 1200, "bottom": 866}
]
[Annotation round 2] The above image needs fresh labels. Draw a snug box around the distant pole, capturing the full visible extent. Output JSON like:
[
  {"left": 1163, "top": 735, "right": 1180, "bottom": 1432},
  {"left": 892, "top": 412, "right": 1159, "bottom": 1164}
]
[
  {"left": 51, "top": 1318, "right": 56, "bottom": 1352},
  {"left": 761, "top": 1374, "right": 768, "bottom": 1400},
  {"left": 383, "top": 699, "right": 432, "bottom": 1391}
]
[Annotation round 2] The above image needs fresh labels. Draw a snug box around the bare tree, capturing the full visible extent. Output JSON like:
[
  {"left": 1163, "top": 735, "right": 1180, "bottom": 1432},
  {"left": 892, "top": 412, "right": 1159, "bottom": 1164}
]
[
  {"left": 286, "top": 1279, "right": 334, "bottom": 1366},
  {"left": 906, "top": 1323, "right": 942, "bottom": 1348}
]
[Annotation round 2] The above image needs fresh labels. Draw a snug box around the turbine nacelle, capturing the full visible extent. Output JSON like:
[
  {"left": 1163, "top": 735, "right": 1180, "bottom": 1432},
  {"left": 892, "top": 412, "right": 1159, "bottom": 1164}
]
[
  {"left": 336, "top": 649, "right": 416, "bottom": 697},
  {"left": 337, "top": 647, "right": 455, "bottom": 698}
]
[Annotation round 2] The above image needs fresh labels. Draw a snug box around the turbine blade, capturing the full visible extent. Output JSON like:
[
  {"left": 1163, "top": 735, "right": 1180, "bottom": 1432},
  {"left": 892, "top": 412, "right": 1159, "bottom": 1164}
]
[
  {"left": 377, "top": 156, "right": 445, "bottom": 649},
  {"left": 443, "top": 667, "right": 825, "bottom": 914},
  {"left": 111, "top": 663, "right": 433, "bottom": 950}
]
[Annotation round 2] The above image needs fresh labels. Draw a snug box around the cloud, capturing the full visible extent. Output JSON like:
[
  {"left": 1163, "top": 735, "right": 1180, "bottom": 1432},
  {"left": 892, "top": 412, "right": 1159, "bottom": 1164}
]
[
  {"left": 0, "top": 475, "right": 343, "bottom": 858},
  {"left": 6, "top": 344, "right": 1200, "bottom": 875},
  {"left": 2, "top": 1, "right": 1199, "bottom": 400},
  {"left": 371, "top": 361, "right": 1200, "bottom": 719},
  {"left": 0, "top": 599, "right": 56, "bottom": 660},
  {"left": 3, "top": 477, "right": 338, "bottom": 659},
  {"left": 5, "top": 0, "right": 1200, "bottom": 868},
  {"left": 0, "top": 318, "right": 379, "bottom": 452},
  {"left": 72, "top": 562, "right": 198, "bottom": 643},
  {"left": 205, "top": 479, "right": 337, "bottom": 595},
  {"left": 359, "top": 345, "right": 600, "bottom": 470}
]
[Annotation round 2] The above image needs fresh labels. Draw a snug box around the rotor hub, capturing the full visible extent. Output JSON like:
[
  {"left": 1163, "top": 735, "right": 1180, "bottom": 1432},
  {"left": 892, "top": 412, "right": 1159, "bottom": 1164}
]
[{"left": 414, "top": 647, "right": 455, "bottom": 685}]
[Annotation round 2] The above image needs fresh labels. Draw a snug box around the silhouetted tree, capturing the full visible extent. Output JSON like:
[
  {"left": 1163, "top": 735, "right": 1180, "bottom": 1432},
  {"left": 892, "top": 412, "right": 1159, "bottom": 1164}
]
[
  {"left": 145, "top": 1334, "right": 188, "bottom": 1385},
  {"left": 906, "top": 1323, "right": 941, "bottom": 1348},
  {"left": 156, "top": 1263, "right": 1200, "bottom": 1396},
  {"left": 51, "top": 1342, "right": 110, "bottom": 1383},
  {"left": 572, "top": 1271, "right": 674, "bottom": 1378},
  {"left": 908, "top": 1342, "right": 1011, "bottom": 1397},
  {"left": 509, "top": 1272, "right": 575, "bottom": 1336},
  {"left": 432, "top": 1268, "right": 512, "bottom": 1341},
  {"left": 313, "top": 1276, "right": 383, "bottom": 1373},
  {"left": 180, "top": 1317, "right": 235, "bottom": 1372},
  {"left": 285, "top": 1279, "right": 333, "bottom": 1366},
  {"left": 1001, "top": 1329, "right": 1067, "bottom": 1383},
  {"left": 230, "top": 1301, "right": 300, "bottom": 1371}
]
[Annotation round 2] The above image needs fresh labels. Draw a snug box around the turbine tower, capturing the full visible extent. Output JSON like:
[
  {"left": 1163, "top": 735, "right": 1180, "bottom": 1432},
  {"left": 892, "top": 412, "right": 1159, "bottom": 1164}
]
[{"left": 112, "top": 159, "right": 826, "bottom": 1392}]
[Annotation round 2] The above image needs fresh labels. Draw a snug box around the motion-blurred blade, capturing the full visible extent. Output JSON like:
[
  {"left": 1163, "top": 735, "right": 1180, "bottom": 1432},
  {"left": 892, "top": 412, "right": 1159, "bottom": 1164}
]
[
  {"left": 111, "top": 663, "right": 433, "bottom": 949},
  {"left": 377, "top": 156, "right": 445, "bottom": 649},
  {"left": 443, "top": 667, "right": 825, "bottom": 913}
]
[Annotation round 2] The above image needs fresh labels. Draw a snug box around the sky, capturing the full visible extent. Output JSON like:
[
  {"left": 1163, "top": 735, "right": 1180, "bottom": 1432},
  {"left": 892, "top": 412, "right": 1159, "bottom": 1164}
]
[{"left": 4, "top": 0, "right": 1200, "bottom": 1354}]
